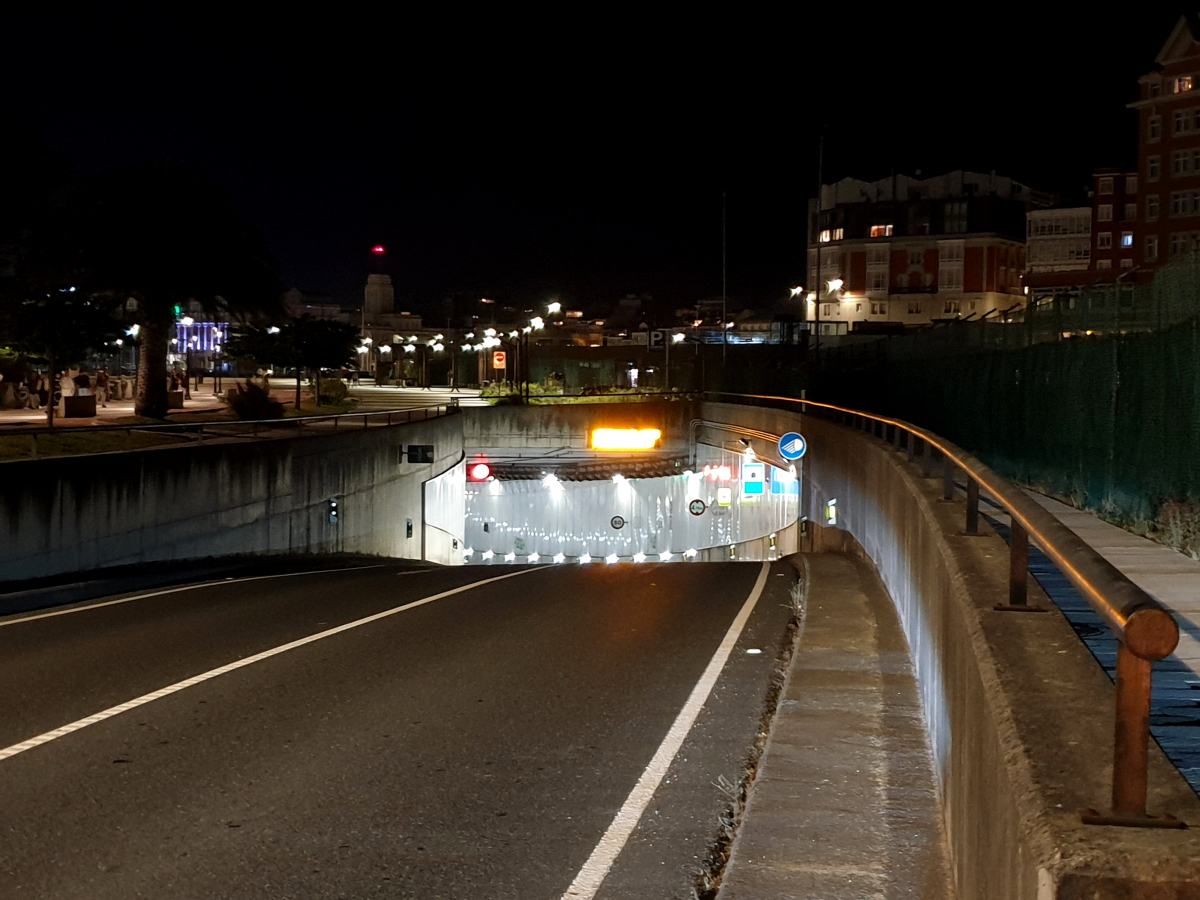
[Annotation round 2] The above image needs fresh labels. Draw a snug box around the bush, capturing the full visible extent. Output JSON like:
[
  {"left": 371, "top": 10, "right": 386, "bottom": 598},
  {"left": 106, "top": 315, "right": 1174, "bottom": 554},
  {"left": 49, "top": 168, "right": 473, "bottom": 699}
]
[
  {"left": 223, "top": 380, "right": 284, "bottom": 419},
  {"left": 317, "top": 378, "right": 350, "bottom": 405}
]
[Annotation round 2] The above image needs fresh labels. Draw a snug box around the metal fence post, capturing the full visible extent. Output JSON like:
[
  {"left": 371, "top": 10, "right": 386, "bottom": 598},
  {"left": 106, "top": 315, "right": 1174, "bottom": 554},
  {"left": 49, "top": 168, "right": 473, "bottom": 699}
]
[
  {"left": 943, "top": 455, "right": 955, "bottom": 501},
  {"left": 1112, "top": 644, "right": 1152, "bottom": 817},
  {"left": 907, "top": 434, "right": 918, "bottom": 463},
  {"left": 966, "top": 477, "right": 980, "bottom": 534},
  {"left": 1008, "top": 520, "right": 1029, "bottom": 607}
]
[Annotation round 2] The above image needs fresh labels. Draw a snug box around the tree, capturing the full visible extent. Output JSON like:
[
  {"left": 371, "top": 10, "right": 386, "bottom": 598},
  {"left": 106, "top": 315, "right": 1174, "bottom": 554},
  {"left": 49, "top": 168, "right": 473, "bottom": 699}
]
[
  {"left": 80, "top": 165, "right": 282, "bottom": 418},
  {"left": 223, "top": 326, "right": 301, "bottom": 406},
  {"left": 290, "top": 317, "right": 362, "bottom": 406},
  {"left": 0, "top": 143, "right": 123, "bottom": 425}
]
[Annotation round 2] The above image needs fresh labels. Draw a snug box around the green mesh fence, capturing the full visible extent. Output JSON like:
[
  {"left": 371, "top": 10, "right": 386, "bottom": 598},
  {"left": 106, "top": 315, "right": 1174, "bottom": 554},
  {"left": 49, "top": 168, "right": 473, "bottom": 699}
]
[{"left": 802, "top": 252, "right": 1200, "bottom": 526}]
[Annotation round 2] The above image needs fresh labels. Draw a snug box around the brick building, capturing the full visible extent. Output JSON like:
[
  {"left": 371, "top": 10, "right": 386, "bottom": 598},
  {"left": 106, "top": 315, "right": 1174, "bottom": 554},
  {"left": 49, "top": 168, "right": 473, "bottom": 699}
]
[
  {"left": 806, "top": 171, "right": 1044, "bottom": 333},
  {"left": 1131, "top": 13, "right": 1200, "bottom": 267}
]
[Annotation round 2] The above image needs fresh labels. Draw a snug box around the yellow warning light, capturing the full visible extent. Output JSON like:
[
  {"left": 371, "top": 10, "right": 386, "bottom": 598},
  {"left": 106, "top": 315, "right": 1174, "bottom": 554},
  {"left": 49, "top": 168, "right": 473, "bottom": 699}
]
[{"left": 590, "top": 428, "right": 662, "bottom": 450}]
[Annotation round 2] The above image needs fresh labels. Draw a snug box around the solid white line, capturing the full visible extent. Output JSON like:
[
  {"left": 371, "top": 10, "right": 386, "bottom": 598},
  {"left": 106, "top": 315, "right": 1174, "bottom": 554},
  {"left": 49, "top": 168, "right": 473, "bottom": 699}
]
[
  {"left": 0, "top": 567, "right": 385, "bottom": 628},
  {"left": 560, "top": 561, "right": 772, "bottom": 900},
  {"left": 0, "top": 567, "right": 540, "bottom": 764}
]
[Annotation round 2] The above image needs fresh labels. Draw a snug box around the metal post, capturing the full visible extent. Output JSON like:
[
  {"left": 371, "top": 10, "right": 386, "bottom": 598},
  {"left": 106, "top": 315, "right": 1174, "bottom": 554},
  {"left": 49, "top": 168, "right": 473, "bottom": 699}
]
[
  {"left": 943, "top": 454, "right": 955, "bottom": 501},
  {"left": 1009, "top": 520, "right": 1028, "bottom": 607},
  {"left": 966, "top": 478, "right": 980, "bottom": 534},
  {"left": 892, "top": 425, "right": 901, "bottom": 450},
  {"left": 1112, "top": 643, "right": 1152, "bottom": 816},
  {"left": 907, "top": 434, "right": 918, "bottom": 463},
  {"left": 921, "top": 444, "right": 934, "bottom": 478}
]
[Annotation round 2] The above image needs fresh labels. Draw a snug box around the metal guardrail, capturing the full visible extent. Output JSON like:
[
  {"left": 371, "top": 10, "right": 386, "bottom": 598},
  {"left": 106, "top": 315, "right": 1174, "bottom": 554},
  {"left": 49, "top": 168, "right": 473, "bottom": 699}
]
[
  {"left": 0, "top": 404, "right": 458, "bottom": 462},
  {"left": 707, "top": 391, "right": 1184, "bottom": 829}
]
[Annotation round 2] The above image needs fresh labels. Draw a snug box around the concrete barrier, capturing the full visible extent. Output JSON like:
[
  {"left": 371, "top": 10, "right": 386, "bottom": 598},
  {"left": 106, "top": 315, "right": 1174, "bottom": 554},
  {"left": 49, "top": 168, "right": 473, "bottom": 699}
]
[
  {"left": 1, "top": 414, "right": 464, "bottom": 584},
  {"left": 700, "top": 401, "right": 1200, "bottom": 899}
]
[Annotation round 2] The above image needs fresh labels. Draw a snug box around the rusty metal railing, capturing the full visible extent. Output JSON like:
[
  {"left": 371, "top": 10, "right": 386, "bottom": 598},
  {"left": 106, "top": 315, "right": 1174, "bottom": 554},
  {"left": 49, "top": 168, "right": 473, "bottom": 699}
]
[
  {"left": 0, "top": 403, "right": 458, "bottom": 462},
  {"left": 709, "top": 392, "right": 1184, "bottom": 829}
]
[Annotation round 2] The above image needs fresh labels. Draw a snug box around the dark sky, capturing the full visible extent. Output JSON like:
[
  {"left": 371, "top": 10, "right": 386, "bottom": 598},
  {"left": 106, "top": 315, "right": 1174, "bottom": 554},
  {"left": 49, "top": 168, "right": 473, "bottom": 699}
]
[{"left": 3, "top": 9, "right": 1184, "bottom": 319}]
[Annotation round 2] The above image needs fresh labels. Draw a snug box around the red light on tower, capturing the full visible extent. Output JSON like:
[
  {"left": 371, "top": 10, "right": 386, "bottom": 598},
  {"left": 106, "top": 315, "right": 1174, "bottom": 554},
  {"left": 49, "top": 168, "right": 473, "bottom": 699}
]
[
  {"left": 468, "top": 461, "right": 492, "bottom": 482},
  {"left": 371, "top": 245, "right": 386, "bottom": 255}
]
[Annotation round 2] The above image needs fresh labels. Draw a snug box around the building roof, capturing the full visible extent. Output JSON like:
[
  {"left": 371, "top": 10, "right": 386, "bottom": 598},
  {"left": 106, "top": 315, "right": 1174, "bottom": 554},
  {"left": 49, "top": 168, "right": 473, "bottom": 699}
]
[
  {"left": 1156, "top": 14, "right": 1200, "bottom": 66},
  {"left": 819, "top": 170, "right": 1048, "bottom": 210}
]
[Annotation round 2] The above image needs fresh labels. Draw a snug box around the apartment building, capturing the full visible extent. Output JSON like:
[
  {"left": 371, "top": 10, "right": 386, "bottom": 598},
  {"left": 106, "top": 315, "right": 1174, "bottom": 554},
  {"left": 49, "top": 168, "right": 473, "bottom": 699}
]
[{"left": 806, "top": 171, "right": 1042, "bottom": 333}]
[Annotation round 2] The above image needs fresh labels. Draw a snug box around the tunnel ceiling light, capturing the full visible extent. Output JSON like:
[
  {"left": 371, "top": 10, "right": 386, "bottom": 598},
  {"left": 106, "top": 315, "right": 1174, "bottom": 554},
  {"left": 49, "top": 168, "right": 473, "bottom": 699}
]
[
  {"left": 553, "top": 553, "right": 566, "bottom": 564},
  {"left": 481, "top": 550, "right": 494, "bottom": 560},
  {"left": 579, "top": 553, "right": 592, "bottom": 564},
  {"left": 591, "top": 428, "right": 662, "bottom": 451},
  {"left": 504, "top": 552, "right": 516, "bottom": 562},
  {"left": 659, "top": 551, "right": 672, "bottom": 562},
  {"left": 605, "top": 553, "right": 619, "bottom": 564},
  {"left": 463, "top": 547, "right": 474, "bottom": 556},
  {"left": 528, "top": 552, "right": 540, "bottom": 563},
  {"left": 632, "top": 552, "right": 647, "bottom": 563},
  {"left": 684, "top": 548, "right": 698, "bottom": 558}
]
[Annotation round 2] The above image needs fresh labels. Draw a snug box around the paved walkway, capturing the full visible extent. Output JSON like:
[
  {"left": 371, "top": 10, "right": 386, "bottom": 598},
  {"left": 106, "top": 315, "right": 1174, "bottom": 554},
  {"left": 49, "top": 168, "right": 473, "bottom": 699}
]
[{"left": 721, "top": 553, "right": 953, "bottom": 899}]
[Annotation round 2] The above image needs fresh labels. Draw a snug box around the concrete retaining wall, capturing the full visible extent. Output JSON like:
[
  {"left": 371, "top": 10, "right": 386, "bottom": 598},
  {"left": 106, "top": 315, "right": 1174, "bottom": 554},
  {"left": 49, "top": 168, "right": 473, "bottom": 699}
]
[
  {"left": 700, "top": 401, "right": 1200, "bottom": 900},
  {"left": 1, "top": 415, "right": 464, "bottom": 583},
  {"left": 462, "top": 400, "right": 697, "bottom": 454}
]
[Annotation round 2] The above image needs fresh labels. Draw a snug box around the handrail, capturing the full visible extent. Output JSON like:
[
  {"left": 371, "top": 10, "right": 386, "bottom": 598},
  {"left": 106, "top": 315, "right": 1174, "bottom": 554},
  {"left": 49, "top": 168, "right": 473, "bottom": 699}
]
[
  {"left": 0, "top": 403, "right": 459, "bottom": 462},
  {"left": 704, "top": 391, "right": 1184, "bottom": 827}
]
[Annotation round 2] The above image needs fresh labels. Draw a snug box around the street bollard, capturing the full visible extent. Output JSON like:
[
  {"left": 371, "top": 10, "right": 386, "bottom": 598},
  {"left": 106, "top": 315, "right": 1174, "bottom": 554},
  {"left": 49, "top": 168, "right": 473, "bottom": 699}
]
[{"left": 1008, "top": 520, "right": 1028, "bottom": 607}]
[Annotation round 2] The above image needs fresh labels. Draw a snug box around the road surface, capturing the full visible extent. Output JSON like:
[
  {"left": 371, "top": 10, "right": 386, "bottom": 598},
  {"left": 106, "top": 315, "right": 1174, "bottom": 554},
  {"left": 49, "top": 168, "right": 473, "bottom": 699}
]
[{"left": 0, "top": 561, "right": 794, "bottom": 899}]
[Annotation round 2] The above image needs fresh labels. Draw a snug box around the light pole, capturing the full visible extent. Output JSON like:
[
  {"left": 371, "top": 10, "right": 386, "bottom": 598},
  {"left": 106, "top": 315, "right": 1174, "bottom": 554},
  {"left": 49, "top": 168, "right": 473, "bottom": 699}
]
[{"left": 667, "top": 331, "right": 685, "bottom": 391}]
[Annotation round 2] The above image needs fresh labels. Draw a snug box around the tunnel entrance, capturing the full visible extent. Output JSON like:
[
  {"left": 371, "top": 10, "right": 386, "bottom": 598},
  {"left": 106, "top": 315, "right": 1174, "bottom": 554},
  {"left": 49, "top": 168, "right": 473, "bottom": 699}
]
[{"left": 462, "top": 444, "right": 799, "bottom": 564}]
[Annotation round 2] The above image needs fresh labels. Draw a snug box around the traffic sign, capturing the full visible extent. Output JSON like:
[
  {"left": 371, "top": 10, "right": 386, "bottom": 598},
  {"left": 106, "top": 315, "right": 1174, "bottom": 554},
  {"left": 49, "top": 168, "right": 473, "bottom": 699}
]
[
  {"left": 716, "top": 487, "right": 733, "bottom": 507},
  {"left": 778, "top": 432, "right": 807, "bottom": 460},
  {"left": 492, "top": 351, "right": 507, "bottom": 369},
  {"left": 742, "top": 462, "right": 765, "bottom": 495},
  {"left": 688, "top": 498, "right": 706, "bottom": 516},
  {"left": 611, "top": 515, "right": 626, "bottom": 529},
  {"left": 648, "top": 329, "right": 667, "bottom": 350}
]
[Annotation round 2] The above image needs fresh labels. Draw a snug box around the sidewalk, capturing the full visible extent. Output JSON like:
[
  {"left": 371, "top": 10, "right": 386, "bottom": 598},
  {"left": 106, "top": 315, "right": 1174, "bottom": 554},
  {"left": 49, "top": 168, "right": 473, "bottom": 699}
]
[
  {"left": 0, "top": 392, "right": 227, "bottom": 427},
  {"left": 719, "top": 553, "right": 953, "bottom": 898}
]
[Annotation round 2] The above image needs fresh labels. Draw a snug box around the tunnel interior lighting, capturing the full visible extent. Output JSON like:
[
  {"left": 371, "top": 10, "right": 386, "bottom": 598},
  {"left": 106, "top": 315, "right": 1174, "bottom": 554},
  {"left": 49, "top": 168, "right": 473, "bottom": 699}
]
[
  {"left": 591, "top": 428, "right": 662, "bottom": 451},
  {"left": 605, "top": 553, "right": 619, "bottom": 564},
  {"left": 504, "top": 552, "right": 516, "bottom": 562},
  {"left": 463, "top": 547, "right": 474, "bottom": 557},
  {"left": 659, "top": 551, "right": 672, "bottom": 562},
  {"left": 684, "top": 548, "right": 698, "bottom": 559},
  {"left": 553, "top": 553, "right": 566, "bottom": 564},
  {"left": 579, "top": 553, "right": 592, "bottom": 564},
  {"left": 527, "top": 552, "right": 540, "bottom": 563},
  {"left": 632, "top": 552, "right": 647, "bottom": 563},
  {"left": 481, "top": 549, "right": 494, "bottom": 560}
]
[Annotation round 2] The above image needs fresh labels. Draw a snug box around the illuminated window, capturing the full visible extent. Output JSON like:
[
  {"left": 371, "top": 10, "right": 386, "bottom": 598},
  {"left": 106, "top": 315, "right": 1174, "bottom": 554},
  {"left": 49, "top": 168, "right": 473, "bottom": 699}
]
[
  {"left": 1175, "top": 76, "right": 1194, "bottom": 93},
  {"left": 1098, "top": 204, "right": 1113, "bottom": 222},
  {"left": 831, "top": 227, "right": 844, "bottom": 241},
  {"left": 1097, "top": 232, "right": 1113, "bottom": 249},
  {"left": 1149, "top": 156, "right": 1161, "bottom": 182},
  {"left": 1121, "top": 232, "right": 1134, "bottom": 248},
  {"left": 869, "top": 224, "right": 893, "bottom": 237},
  {"left": 1098, "top": 177, "right": 1114, "bottom": 195},
  {"left": 1149, "top": 115, "right": 1162, "bottom": 142},
  {"left": 819, "top": 229, "right": 831, "bottom": 243}
]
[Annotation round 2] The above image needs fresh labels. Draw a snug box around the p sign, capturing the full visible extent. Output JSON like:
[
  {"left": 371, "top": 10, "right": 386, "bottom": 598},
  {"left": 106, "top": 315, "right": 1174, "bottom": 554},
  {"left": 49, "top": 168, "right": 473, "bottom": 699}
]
[
  {"left": 648, "top": 330, "right": 667, "bottom": 350},
  {"left": 778, "top": 432, "right": 807, "bottom": 461},
  {"left": 492, "top": 351, "right": 507, "bottom": 369}
]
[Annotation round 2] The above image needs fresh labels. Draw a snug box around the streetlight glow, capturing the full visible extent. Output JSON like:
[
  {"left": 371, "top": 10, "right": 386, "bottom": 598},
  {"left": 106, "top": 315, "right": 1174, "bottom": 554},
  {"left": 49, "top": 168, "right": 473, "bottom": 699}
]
[{"left": 547, "top": 301, "right": 562, "bottom": 314}]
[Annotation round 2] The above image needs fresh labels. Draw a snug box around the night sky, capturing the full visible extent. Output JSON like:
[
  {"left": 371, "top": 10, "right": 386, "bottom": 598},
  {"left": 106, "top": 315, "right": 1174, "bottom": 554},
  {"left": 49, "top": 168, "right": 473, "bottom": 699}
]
[{"left": 3, "top": 9, "right": 1183, "bottom": 320}]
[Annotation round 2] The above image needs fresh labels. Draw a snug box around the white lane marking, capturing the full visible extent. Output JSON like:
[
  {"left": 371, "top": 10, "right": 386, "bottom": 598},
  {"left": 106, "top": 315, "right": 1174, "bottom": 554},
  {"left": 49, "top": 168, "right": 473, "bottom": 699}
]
[
  {"left": 0, "top": 568, "right": 540, "bottom": 764},
  {"left": 0, "top": 567, "right": 387, "bottom": 628},
  {"left": 561, "top": 561, "right": 772, "bottom": 900}
]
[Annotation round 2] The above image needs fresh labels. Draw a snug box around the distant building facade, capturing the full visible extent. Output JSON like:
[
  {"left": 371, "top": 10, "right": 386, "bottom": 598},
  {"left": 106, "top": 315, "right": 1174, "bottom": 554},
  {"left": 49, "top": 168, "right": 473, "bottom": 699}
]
[
  {"left": 1131, "top": 14, "right": 1200, "bottom": 268},
  {"left": 806, "top": 171, "right": 1044, "bottom": 333}
]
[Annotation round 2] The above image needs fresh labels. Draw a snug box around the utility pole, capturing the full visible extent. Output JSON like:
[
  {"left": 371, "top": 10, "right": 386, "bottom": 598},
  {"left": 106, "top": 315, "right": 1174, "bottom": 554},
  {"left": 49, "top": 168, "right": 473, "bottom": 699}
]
[
  {"left": 814, "top": 131, "right": 824, "bottom": 356},
  {"left": 722, "top": 190, "right": 728, "bottom": 366}
]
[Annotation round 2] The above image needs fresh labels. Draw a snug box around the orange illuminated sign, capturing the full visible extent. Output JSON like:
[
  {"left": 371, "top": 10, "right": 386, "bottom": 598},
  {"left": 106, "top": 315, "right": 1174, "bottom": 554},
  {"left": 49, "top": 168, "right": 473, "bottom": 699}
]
[
  {"left": 590, "top": 428, "right": 662, "bottom": 451},
  {"left": 492, "top": 351, "right": 506, "bottom": 368}
]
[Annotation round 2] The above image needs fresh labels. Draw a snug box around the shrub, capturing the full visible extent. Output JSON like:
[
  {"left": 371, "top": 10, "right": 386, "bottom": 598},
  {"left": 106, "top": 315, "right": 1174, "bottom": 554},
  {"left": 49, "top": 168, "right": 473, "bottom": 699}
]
[
  {"left": 317, "top": 378, "right": 350, "bottom": 405},
  {"left": 223, "top": 380, "right": 284, "bottom": 419}
]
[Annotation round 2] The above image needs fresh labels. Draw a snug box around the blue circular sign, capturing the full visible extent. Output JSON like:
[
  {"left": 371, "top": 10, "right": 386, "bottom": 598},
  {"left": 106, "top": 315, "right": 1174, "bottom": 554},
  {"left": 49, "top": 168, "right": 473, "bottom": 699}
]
[{"left": 778, "top": 432, "right": 807, "bottom": 461}]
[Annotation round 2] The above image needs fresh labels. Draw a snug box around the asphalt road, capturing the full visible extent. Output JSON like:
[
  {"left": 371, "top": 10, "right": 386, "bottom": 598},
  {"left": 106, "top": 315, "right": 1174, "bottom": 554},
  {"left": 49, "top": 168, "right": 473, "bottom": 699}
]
[{"left": 0, "top": 561, "right": 794, "bottom": 899}]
